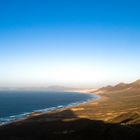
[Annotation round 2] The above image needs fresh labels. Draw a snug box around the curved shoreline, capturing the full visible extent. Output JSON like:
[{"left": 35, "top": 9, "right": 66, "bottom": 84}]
[{"left": 0, "top": 92, "right": 99, "bottom": 126}]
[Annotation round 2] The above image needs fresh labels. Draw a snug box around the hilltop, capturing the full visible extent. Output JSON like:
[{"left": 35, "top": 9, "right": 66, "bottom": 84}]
[
  {"left": 1, "top": 79, "right": 140, "bottom": 140},
  {"left": 94, "top": 79, "right": 140, "bottom": 94}
]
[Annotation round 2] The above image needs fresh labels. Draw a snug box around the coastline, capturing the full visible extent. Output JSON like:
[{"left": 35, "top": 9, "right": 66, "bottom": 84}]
[
  {"left": 0, "top": 91, "right": 99, "bottom": 126},
  {"left": 1, "top": 84, "right": 140, "bottom": 140}
]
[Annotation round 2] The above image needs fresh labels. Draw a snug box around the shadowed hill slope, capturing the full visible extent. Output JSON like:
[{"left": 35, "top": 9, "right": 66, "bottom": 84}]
[
  {"left": 0, "top": 110, "right": 140, "bottom": 140},
  {"left": 1, "top": 79, "right": 140, "bottom": 140}
]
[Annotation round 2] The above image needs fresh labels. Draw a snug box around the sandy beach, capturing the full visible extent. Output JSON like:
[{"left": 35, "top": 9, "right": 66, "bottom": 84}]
[{"left": 0, "top": 80, "right": 140, "bottom": 140}]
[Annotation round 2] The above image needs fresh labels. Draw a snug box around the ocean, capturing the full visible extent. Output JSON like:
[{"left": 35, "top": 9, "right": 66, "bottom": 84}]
[{"left": 0, "top": 90, "right": 97, "bottom": 125}]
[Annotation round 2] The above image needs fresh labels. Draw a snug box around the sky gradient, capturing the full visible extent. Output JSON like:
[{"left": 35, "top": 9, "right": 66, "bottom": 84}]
[{"left": 0, "top": 0, "right": 140, "bottom": 88}]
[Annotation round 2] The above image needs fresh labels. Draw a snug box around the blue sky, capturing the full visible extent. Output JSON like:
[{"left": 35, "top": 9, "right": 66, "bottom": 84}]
[{"left": 0, "top": 0, "right": 140, "bottom": 88}]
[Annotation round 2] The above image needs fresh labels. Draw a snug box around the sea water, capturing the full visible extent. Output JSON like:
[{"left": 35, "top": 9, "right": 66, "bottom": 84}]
[{"left": 0, "top": 90, "right": 97, "bottom": 125}]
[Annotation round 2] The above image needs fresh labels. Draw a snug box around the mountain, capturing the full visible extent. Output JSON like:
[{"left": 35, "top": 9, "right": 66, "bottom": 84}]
[
  {"left": 0, "top": 86, "right": 79, "bottom": 92},
  {"left": 133, "top": 79, "right": 140, "bottom": 85},
  {"left": 94, "top": 79, "right": 140, "bottom": 94},
  {"left": 130, "top": 79, "right": 140, "bottom": 88},
  {"left": 46, "top": 86, "right": 78, "bottom": 91}
]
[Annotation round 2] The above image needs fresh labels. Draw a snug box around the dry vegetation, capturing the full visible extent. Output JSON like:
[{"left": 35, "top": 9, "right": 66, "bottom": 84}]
[{"left": 0, "top": 80, "right": 140, "bottom": 140}]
